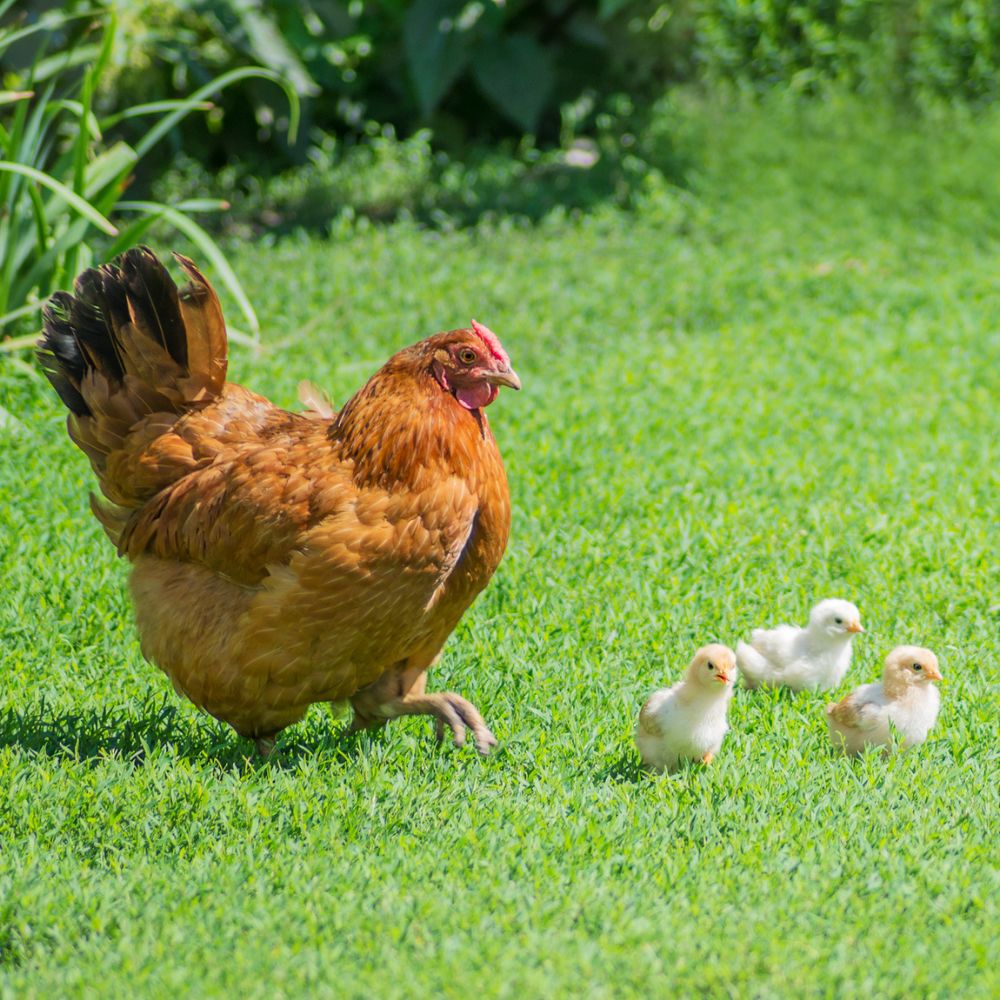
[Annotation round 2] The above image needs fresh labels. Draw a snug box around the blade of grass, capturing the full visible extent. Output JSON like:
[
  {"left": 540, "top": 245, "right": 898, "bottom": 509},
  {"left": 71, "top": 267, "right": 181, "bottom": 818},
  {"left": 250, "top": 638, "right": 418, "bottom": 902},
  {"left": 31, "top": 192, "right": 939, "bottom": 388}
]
[
  {"left": 135, "top": 67, "right": 301, "bottom": 157},
  {"left": 0, "top": 330, "right": 42, "bottom": 352},
  {"left": 115, "top": 201, "right": 259, "bottom": 337},
  {"left": 0, "top": 164, "right": 118, "bottom": 236},
  {"left": 0, "top": 299, "right": 44, "bottom": 337},
  {"left": 0, "top": 10, "right": 100, "bottom": 61},
  {"left": 100, "top": 100, "right": 214, "bottom": 128}
]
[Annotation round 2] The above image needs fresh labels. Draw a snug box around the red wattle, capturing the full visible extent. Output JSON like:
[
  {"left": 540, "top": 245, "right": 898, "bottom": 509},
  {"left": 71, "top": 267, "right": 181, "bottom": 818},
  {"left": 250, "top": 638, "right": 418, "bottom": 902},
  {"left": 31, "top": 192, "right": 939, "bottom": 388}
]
[{"left": 456, "top": 382, "right": 497, "bottom": 410}]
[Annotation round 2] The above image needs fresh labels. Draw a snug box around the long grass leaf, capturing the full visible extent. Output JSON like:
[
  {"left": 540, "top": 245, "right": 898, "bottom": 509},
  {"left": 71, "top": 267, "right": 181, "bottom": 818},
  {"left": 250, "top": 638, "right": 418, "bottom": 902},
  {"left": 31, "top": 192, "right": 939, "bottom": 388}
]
[
  {"left": 0, "top": 163, "right": 118, "bottom": 235},
  {"left": 0, "top": 299, "right": 44, "bottom": 334},
  {"left": 30, "top": 44, "right": 104, "bottom": 84},
  {"left": 0, "top": 330, "right": 43, "bottom": 352},
  {"left": 100, "top": 100, "right": 213, "bottom": 128},
  {"left": 116, "top": 200, "right": 259, "bottom": 336},
  {"left": 46, "top": 99, "right": 102, "bottom": 141},
  {"left": 0, "top": 91, "right": 34, "bottom": 106},
  {"left": 135, "top": 68, "right": 301, "bottom": 157},
  {"left": 0, "top": 10, "right": 101, "bottom": 60}
]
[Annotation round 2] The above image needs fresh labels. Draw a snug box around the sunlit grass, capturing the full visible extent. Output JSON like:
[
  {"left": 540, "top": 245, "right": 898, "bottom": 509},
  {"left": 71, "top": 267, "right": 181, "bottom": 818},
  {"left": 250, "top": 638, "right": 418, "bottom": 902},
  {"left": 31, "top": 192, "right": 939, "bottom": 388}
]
[{"left": 0, "top": 98, "right": 997, "bottom": 997}]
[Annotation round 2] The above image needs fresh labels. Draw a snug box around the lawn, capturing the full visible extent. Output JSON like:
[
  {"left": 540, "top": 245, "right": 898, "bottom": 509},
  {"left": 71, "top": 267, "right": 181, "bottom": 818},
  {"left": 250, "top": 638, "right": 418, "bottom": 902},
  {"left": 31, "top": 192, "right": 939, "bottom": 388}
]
[{"left": 1, "top": 97, "right": 998, "bottom": 998}]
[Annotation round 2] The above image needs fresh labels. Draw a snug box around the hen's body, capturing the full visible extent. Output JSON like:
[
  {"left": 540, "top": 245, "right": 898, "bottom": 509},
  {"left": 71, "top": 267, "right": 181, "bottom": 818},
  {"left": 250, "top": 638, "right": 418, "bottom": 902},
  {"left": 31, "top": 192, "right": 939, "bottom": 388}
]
[{"left": 38, "top": 248, "right": 517, "bottom": 751}]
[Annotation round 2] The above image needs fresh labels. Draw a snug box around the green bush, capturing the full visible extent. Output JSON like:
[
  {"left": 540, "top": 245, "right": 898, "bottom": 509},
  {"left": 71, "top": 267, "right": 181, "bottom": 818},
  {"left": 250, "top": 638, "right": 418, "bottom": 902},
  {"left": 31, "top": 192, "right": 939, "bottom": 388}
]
[
  {"left": 0, "top": 3, "right": 299, "bottom": 347},
  {"left": 694, "top": 0, "right": 1000, "bottom": 105},
  {"left": 4, "top": 1, "right": 999, "bottom": 253}
]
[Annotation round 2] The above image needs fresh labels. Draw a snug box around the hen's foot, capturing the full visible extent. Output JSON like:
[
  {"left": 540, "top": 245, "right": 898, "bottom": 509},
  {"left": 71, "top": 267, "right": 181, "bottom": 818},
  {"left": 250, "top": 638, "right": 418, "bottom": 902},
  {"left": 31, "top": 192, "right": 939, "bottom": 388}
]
[
  {"left": 255, "top": 735, "right": 278, "bottom": 758},
  {"left": 352, "top": 691, "right": 497, "bottom": 755},
  {"left": 423, "top": 692, "right": 498, "bottom": 756}
]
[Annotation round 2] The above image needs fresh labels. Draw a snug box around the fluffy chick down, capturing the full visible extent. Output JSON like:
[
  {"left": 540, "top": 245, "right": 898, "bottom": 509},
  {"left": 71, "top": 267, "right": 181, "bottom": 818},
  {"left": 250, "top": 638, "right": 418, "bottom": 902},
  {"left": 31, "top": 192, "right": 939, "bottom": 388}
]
[
  {"left": 636, "top": 644, "right": 736, "bottom": 773},
  {"left": 826, "top": 645, "right": 942, "bottom": 755}
]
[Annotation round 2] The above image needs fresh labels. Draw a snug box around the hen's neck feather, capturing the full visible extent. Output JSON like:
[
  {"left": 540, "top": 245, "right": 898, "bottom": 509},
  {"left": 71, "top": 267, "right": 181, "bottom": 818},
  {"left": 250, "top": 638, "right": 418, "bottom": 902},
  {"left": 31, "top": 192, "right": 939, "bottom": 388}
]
[{"left": 332, "top": 366, "right": 493, "bottom": 490}]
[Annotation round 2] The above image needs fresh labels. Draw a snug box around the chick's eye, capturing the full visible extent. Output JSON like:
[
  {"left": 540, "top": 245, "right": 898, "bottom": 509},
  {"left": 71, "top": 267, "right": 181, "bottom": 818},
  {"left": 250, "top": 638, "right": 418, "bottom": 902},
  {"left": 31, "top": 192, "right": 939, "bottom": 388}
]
[
  {"left": 912, "top": 663, "right": 922, "bottom": 671},
  {"left": 706, "top": 662, "right": 715, "bottom": 671},
  {"left": 458, "top": 348, "right": 477, "bottom": 364},
  {"left": 834, "top": 617, "right": 843, "bottom": 624}
]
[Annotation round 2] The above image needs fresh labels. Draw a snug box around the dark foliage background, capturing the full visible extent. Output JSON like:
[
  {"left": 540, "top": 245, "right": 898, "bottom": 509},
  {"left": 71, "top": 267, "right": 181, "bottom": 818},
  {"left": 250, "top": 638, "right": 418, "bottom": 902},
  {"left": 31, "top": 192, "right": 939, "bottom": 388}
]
[{"left": 1, "top": 1, "right": 998, "bottom": 332}]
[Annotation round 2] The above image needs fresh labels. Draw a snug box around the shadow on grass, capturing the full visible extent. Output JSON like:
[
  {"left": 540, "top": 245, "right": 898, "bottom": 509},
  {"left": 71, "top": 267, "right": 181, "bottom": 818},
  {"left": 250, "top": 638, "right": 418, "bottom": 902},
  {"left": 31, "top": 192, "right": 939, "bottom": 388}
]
[
  {"left": 595, "top": 750, "right": 644, "bottom": 784},
  {"left": 0, "top": 697, "right": 367, "bottom": 771}
]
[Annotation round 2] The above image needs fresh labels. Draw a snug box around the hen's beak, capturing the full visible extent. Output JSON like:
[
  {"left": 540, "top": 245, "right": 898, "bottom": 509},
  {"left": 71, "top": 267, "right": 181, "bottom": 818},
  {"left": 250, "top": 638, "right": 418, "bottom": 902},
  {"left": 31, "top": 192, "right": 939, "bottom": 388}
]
[
  {"left": 846, "top": 620, "right": 864, "bottom": 634},
  {"left": 485, "top": 367, "right": 521, "bottom": 391}
]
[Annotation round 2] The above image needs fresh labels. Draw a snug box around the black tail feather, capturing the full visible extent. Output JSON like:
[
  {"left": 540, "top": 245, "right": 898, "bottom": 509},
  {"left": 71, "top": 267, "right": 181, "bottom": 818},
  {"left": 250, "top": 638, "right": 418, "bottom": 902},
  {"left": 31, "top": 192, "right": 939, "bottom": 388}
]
[
  {"left": 119, "top": 247, "right": 188, "bottom": 368},
  {"left": 37, "top": 292, "right": 88, "bottom": 416},
  {"left": 70, "top": 270, "right": 125, "bottom": 380},
  {"left": 37, "top": 245, "right": 198, "bottom": 419}
]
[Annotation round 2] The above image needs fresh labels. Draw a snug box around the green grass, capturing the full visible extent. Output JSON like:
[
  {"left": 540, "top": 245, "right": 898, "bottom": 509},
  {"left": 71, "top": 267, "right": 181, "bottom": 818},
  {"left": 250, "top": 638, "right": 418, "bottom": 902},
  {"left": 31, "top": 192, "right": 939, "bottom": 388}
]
[{"left": 1, "top": 96, "right": 998, "bottom": 998}]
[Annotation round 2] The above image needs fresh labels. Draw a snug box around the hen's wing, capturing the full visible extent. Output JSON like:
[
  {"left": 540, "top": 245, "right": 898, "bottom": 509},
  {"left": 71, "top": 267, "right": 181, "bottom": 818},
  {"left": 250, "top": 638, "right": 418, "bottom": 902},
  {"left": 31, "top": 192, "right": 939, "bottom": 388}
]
[
  {"left": 112, "top": 405, "right": 332, "bottom": 584},
  {"left": 119, "top": 408, "right": 482, "bottom": 599}
]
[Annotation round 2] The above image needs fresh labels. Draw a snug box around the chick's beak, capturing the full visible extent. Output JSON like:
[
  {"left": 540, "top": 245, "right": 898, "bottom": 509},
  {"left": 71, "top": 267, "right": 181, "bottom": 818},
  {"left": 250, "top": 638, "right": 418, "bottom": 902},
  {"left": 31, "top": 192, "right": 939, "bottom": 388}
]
[
  {"left": 926, "top": 666, "right": 943, "bottom": 682},
  {"left": 846, "top": 620, "right": 864, "bottom": 634},
  {"left": 715, "top": 672, "right": 731, "bottom": 684},
  {"left": 484, "top": 366, "right": 521, "bottom": 390}
]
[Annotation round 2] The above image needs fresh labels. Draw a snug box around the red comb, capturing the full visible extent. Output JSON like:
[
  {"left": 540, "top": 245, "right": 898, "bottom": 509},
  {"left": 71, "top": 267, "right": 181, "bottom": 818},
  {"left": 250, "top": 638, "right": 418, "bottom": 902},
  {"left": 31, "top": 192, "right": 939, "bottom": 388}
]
[{"left": 471, "top": 319, "right": 510, "bottom": 368}]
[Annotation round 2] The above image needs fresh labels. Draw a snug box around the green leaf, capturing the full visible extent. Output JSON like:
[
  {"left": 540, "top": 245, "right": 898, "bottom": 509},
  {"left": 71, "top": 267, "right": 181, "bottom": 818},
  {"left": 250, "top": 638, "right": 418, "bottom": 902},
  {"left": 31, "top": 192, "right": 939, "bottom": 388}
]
[
  {"left": 229, "top": 3, "right": 320, "bottom": 97},
  {"left": 404, "top": 0, "right": 470, "bottom": 115},
  {"left": 100, "top": 100, "right": 214, "bottom": 129},
  {"left": 0, "top": 91, "right": 33, "bottom": 107},
  {"left": 0, "top": 163, "right": 118, "bottom": 235},
  {"left": 471, "top": 33, "right": 554, "bottom": 133},
  {"left": 114, "top": 201, "right": 260, "bottom": 337},
  {"left": 82, "top": 142, "right": 137, "bottom": 201},
  {"left": 134, "top": 67, "right": 301, "bottom": 157},
  {"left": 0, "top": 299, "right": 43, "bottom": 336}
]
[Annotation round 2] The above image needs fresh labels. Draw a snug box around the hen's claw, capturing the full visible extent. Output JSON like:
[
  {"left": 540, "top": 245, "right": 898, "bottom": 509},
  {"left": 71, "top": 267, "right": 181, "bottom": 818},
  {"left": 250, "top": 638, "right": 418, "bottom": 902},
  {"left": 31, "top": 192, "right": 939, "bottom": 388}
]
[
  {"left": 348, "top": 684, "right": 497, "bottom": 755},
  {"left": 428, "top": 691, "right": 497, "bottom": 755}
]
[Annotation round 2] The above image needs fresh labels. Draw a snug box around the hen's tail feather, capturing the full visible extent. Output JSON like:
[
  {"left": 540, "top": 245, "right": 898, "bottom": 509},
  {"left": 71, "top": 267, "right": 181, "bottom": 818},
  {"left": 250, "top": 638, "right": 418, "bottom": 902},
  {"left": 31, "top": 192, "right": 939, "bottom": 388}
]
[
  {"left": 36, "top": 247, "right": 229, "bottom": 516},
  {"left": 37, "top": 247, "right": 227, "bottom": 417}
]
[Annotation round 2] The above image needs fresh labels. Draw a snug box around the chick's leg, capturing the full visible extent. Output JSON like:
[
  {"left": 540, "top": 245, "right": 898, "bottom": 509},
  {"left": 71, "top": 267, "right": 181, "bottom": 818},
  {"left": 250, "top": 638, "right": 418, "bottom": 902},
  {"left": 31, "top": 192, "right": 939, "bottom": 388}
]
[
  {"left": 701, "top": 751, "right": 715, "bottom": 765},
  {"left": 349, "top": 655, "right": 497, "bottom": 755}
]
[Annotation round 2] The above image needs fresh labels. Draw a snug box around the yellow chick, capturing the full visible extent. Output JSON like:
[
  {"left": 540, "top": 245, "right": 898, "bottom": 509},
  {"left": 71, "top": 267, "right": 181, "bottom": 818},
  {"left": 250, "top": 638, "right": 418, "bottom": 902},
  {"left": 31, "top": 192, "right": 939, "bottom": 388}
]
[
  {"left": 636, "top": 644, "right": 736, "bottom": 773},
  {"left": 826, "top": 645, "right": 942, "bottom": 755}
]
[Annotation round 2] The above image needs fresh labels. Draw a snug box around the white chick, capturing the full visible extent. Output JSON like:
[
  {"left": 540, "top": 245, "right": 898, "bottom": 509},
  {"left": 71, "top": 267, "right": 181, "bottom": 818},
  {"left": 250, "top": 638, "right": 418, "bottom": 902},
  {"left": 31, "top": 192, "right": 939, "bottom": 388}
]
[
  {"left": 826, "top": 645, "right": 942, "bottom": 755},
  {"left": 736, "top": 598, "right": 864, "bottom": 692},
  {"left": 636, "top": 644, "right": 736, "bottom": 773}
]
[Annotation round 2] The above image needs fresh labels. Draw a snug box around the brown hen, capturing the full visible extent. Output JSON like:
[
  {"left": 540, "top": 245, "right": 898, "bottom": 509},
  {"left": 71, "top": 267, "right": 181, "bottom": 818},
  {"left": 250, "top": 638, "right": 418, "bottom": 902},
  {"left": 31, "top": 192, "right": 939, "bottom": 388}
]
[{"left": 37, "top": 247, "right": 520, "bottom": 755}]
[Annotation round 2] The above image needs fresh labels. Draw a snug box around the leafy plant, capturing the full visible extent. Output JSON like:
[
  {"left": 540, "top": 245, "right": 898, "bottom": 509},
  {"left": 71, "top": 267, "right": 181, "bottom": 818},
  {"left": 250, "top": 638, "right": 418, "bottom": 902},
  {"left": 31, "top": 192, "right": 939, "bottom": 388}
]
[
  {"left": 0, "top": 2, "right": 300, "bottom": 350},
  {"left": 694, "top": 0, "right": 1000, "bottom": 105}
]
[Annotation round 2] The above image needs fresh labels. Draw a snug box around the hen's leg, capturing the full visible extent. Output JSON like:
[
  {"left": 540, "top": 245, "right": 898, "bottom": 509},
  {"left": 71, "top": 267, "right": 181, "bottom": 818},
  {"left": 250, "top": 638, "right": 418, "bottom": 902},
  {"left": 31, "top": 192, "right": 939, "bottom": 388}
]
[{"left": 349, "top": 656, "right": 497, "bottom": 755}]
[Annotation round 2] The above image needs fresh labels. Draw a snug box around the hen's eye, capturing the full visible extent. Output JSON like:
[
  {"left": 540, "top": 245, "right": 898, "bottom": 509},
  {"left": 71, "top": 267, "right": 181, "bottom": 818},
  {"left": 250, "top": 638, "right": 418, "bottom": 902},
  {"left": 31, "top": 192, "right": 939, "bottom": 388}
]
[
  {"left": 912, "top": 663, "right": 923, "bottom": 671},
  {"left": 458, "top": 348, "right": 477, "bottom": 364},
  {"left": 706, "top": 662, "right": 715, "bottom": 671},
  {"left": 834, "top": 617, "right": 843, "bottom": 624}
]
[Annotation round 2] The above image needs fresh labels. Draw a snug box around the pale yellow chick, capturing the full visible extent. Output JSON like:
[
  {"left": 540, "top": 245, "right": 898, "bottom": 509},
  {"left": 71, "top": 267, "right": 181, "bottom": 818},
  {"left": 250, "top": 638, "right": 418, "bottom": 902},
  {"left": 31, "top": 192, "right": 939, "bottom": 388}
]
[
  {"left": 826, "top": 645, "right": 942, "bottom": 756},
  {"left": 636, "top": 644, "right": 736, "bottom": 773}
]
